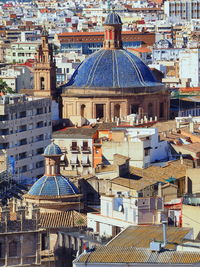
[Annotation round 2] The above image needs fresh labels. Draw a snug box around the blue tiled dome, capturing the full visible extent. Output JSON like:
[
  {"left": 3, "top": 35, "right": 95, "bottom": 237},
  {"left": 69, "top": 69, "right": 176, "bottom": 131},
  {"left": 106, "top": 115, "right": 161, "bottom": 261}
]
[
  {"left": 66, "top": 49, "right": 160, "bottom": 89},
  {"left": 104, "top": 12, "right": 122, "bottom": 25},
  {"left": 44, "top": 143, "right": 62, "bottom": 156},
  {"left": 28, "top": 175, "right": 79, "bottom": 196}
]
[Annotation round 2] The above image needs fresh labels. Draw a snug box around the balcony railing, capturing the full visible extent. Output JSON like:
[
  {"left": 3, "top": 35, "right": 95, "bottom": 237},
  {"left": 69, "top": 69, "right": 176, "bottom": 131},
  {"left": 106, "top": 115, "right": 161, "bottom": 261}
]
[
  {"left": 81, "top": 161, "right": 90, "bottom": 166},
  {"left": 81, "top": 146, "right": 91, "bottom": 153},
  {"left": 70, "top": 160, "right": 79, "bottom": 166},
  {"left": 70, "top": 146, "right": 80, "bottom": 152}
]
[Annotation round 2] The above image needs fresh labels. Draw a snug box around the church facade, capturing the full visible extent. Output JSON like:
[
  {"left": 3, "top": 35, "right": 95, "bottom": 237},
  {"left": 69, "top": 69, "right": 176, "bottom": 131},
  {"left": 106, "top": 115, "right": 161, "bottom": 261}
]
[{"left": 61, "top": 11, "right": 169, "bottom": 121}]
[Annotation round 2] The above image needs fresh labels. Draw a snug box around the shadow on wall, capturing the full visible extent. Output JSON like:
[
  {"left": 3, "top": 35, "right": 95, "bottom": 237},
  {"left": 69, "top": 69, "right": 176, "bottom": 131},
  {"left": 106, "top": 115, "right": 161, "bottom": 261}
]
[{"left": 102, "top": 155, "right": 110, "bottom": 165}]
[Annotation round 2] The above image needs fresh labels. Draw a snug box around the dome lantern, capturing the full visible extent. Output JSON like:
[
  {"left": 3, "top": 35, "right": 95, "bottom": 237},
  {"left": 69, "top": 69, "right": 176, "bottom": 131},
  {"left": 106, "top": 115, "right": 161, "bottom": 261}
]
[
  {"left": 43, "top": 141, "right": 62, "bottom": 176},
  {"left": 103, "top": 9, "right": 123, "bottom": 50}
]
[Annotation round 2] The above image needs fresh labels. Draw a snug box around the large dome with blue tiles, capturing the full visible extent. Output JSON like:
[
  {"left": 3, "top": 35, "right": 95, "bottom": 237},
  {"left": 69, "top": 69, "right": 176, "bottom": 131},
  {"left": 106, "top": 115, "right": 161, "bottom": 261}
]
[
  {"left": 61, "top": 11, "right": 169, "bottom": 122},
  {"left": 28, "top": 175, "right": 79, "bottom": 197},
  {"left": 66, "top": 49, "right": 159, "bottom": 88}
]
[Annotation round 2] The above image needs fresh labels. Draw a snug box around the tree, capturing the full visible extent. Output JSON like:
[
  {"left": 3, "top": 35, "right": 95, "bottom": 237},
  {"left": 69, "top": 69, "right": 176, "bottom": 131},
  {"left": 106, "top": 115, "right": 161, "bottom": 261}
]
[{"left": 0, "top": 79, "right": 15, "bottom": 94}]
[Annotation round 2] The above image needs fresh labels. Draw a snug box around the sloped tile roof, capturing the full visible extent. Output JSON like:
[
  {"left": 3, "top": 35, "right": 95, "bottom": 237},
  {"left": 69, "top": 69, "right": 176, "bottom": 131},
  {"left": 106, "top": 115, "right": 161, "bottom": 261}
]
[
  {"left": 75, "top": 246, "right": 200, "bottom": 264},
  {"left": 39, "top": 211, "right": 86, "bottom": 228},
  {"left": 107, "top": 225, "right": 191, "bottom": 250}
]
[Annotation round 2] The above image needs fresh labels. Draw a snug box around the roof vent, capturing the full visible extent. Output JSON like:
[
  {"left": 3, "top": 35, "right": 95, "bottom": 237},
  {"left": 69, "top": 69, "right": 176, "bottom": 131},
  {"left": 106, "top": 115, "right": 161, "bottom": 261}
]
[{"left": 150, "top": 220, "right": 168, "bottom": 252}]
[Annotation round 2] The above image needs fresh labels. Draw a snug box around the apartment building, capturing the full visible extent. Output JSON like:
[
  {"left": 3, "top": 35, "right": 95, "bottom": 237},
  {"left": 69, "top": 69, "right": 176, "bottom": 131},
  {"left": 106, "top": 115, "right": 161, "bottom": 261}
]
[
  {"left": 0, "top": 65, "right": 33, "bottom": 92},
  {"left": 5, "top": 41, "right": 39, "bottom": 63},
  {"left": 102, "top": 127, "right": 170, "bottom": 168},
  {"left": 179, "top": 48, "right": 200, "bottom": 87},
  {"left": 87, "top": 193, "right": 163, "bottom": 237},
  {"left": 164, "top": 0, "right": 200, "bottom": 21},
  {"left": 56, "top": 31, "right": 155, "bottom": 55},
  {"left": 0, "top": 94, "right": 52, "bottom": 181},
  {"left": 53, "top": 126, "right": 99, "bottom": 175}
]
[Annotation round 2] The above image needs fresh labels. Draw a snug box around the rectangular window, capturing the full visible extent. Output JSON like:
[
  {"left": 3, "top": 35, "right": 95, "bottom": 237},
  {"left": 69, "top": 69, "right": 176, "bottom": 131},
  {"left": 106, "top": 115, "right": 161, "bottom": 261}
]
[
  {"left": 72, "top": 141, "right": 77, "bottom": 149},
  {"left": 36, "top": 147, "right": 44, "bottom": 155},
  {"left": 159, "top": 102, "right": 164, "bottom": 118},
  {"left": 19, "top": 111, "right": 26, "bottom": 118},
  {"left": 19, "top": 138, "right": 27, "bottom": 146},
  {"left": 36, "top": 108, "right": 43, "bottom": 115},
  {"left": 35, "top": 134, "right": 44, "bottom": 142},
  {"left": 36, "top": 121, "right": 43, "bottom": 128}
]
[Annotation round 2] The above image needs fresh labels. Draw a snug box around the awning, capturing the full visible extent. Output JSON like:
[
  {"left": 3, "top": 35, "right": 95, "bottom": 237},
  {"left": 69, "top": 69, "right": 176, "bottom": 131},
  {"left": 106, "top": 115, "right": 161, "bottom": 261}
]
[{"left": 165, "top": 177, "right": 176, "bottom": 183}]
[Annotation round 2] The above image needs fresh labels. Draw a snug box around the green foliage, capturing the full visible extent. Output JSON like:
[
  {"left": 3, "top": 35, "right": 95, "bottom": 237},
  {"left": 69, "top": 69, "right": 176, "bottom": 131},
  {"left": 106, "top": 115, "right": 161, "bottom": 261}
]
[
  {"left": 0, "top": 79, "right": 15, "bottom": 94},
  {"left": 76, "top": 217, "right": 85, "bottom": 225}
]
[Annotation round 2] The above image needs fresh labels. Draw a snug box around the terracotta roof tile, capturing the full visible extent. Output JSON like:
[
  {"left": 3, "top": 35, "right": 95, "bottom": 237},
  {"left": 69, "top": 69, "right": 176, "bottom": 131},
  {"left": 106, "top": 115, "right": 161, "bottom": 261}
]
[
  {"left": 39, "top": 211, "right": 86, "bottom": 228},
  {"left": 107, "top": 225, "right": 191, "bottom": 250},
  {"left": 75, "top": 246, "right": 200, "bottom": 264}
]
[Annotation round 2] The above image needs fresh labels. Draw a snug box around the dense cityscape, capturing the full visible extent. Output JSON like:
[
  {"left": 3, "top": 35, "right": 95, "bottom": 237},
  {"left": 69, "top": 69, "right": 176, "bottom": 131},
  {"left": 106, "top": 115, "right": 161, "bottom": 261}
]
[{"left": 0, "top": 0, "right": 200, "bottom": 266}]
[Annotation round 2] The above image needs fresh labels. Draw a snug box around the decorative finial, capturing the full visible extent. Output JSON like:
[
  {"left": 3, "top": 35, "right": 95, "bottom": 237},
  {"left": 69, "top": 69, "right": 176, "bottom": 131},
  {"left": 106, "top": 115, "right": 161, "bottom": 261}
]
[
  {"left": 51, "top": 139, "right": 55, "bottom": 144},
  {"left": 41, "top": 23, "right": 48, "bottom": 36},
  {"left": 107, "top": 0, "right": 111, "bottom": 13}
]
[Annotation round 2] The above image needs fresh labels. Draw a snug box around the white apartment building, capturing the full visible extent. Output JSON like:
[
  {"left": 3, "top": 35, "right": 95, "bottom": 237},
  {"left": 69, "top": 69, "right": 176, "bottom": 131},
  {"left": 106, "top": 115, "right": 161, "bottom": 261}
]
[
  {"left": 87, "top": 194, "right": 163, "bottom": 237},
  {"left": 0, "top": 65, "right": 33, "bottom": 92},
  {"left": 5, "top": 41, "right": 39, "bottom": 63},
  {"left": 179, "top": 48, "right": 200, "bottom": 88},
  {"left": 55, "top": 53, "right": 87, "bottom": 84},
  {"left": 0, "top": 94, "right": 52, "bottom": 181},
  {"left": 53, "top": 126, "right": 98, "bottom": 175},
  {"left": 164, "top": 0, "right": 200, "bottom": 21},
  {"left": 102, "top": 127, "right": 170, "bottom": 168}
]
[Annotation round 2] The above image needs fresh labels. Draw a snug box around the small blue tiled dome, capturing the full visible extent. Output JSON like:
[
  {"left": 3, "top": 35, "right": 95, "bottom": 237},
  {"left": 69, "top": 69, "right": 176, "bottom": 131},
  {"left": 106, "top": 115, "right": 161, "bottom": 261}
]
[
  {"left": 44, "top": 143, "right": 62, "bottom": 156},
  {"left": 66, "top": 49, "right": 160, "bottom": 89},
  {"left": 28, "top": 175, "right": 79, "bottom": 196},
  {"left": 104, "top": 11, "right": 122, "bottom": 25}
]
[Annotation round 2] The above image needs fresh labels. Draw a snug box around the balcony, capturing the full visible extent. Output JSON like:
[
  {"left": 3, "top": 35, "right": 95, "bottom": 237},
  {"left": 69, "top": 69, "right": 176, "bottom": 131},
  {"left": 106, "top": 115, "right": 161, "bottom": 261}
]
[
  {"left": 70, "top": 160, "right": 79, "bottom": 166},
  {"left": 70, "top": 146, "right": 80, "bottom": 153},
  {"left": 81, "top": 146, "right": 91, "bottom": 153},
  {"left": 81, "top": 161, "right": 90, "bottom": 166}
]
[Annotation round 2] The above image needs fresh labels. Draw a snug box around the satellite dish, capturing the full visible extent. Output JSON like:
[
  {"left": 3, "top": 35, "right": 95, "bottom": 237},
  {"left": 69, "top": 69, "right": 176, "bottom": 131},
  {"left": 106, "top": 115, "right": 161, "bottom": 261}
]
[{"left": 118, "top": 204, "right": 123, "bottom": 212}]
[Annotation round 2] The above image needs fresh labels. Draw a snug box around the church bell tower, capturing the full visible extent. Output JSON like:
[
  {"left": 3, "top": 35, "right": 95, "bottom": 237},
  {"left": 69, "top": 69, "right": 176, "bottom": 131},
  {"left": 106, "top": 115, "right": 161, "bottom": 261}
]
[{"left": 34, "top": 28, "right": 56, "bottom": 97}]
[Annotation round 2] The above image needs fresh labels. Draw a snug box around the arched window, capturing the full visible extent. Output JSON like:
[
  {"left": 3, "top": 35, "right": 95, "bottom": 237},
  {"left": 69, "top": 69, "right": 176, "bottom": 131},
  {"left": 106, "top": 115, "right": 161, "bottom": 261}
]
[
  {"left": 114, "top": 104, "right": 120, "bottom": 118},
  {"left": 40, "top": 77, "right": 45, "bottom": 90},
  {"left": 80, "top": 104, "right": 86, "bottom": 117},
  {"left": 9, "top": 241, "right": 18, "bottom": 257},
  {"left": 148, "top": 103, "right": 153, "bottom": 118}
]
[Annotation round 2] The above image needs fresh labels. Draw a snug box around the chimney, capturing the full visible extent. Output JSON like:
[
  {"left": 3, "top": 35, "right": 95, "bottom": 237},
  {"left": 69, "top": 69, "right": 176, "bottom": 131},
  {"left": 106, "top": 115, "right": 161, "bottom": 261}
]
[
  {"left": 161, "top": 220, "right": 167, "bottom": 248},
  {"left": 189, "top": 121, "right": 194, "bottom": 133},
  {"left": 163, "top": 131, "right": 167, "bottom": 138},
  {"left": 158, "top": 182, "right": 162, "bottom": 197},
  {"left": 180, "top": 153, "right": 183, "bottom": 164},
  {"left": 150, "top": 218, "right": 168, "bottom": 252}
]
